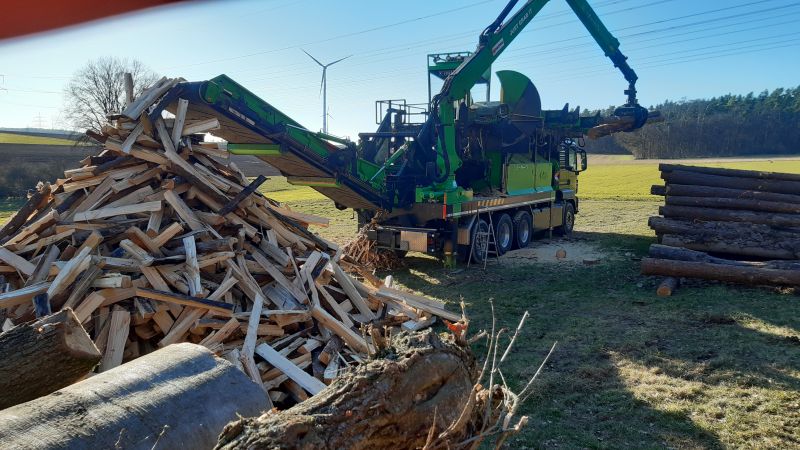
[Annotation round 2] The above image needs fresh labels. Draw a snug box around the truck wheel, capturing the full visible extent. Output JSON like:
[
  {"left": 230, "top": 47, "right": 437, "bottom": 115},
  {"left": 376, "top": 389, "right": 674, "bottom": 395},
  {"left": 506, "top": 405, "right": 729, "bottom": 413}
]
[
  {"left": 494, "top": 213, "right": 514, "bottom": 255},
  {"left": 470, "top": 219, "right": 491, "bottom": 263},
  {"left": 512, "top": 211, "right": 532, "bottom": 249},
  {"left": 557, "top": 202, "right": 576, "bottom": 236}
]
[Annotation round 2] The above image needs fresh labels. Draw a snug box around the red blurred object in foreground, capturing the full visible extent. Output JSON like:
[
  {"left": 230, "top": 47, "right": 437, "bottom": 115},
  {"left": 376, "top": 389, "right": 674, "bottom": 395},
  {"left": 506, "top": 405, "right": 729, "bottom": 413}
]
[{"left": 1, "top": 0, "right": 183, "bottom": 41}]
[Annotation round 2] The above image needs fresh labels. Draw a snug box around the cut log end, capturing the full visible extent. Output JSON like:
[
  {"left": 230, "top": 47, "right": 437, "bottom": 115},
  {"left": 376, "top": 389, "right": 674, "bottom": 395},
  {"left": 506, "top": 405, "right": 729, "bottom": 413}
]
[{"left": 656, "top": 277, "right": 679, "bottom": 297}]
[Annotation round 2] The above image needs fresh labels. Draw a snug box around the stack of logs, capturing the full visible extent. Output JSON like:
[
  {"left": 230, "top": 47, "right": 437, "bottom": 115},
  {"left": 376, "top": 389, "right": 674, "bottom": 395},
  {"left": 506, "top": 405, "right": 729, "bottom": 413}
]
[
  {"left": 0, "top": 77, "right": 461, "bottom": 411},
  {"left": 643, "top": 163, "right": 800, "bottom": 295}
]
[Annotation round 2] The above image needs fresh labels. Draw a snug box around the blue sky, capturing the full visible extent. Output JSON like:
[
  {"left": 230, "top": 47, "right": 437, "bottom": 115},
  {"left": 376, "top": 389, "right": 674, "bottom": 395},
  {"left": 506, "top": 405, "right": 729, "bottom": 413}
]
[{"left": 0, "top": 0, "right": 798, "bottom": 139}]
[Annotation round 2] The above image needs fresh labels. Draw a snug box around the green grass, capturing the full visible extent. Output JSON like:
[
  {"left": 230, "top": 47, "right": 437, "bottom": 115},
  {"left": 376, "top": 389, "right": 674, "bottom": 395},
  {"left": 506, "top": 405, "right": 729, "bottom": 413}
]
[
  {"left": 253, "top": 175, "right": 799, "bottom": 449},
  {"left": 0, "top": 132, "right": 78, "bottom": 146},
  {"left": 0, "top": 199, "right": 22, "bottom": 224},
  {"left": 581, "top": 160, "right": 800, "bottom": 201}
]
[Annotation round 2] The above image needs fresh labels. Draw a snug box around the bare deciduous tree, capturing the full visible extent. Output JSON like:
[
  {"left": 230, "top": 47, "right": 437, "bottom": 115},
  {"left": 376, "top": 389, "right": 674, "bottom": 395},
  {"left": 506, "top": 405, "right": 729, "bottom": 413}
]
[{"left": 63, "top": 57, "right": 159, "bottom": 134}]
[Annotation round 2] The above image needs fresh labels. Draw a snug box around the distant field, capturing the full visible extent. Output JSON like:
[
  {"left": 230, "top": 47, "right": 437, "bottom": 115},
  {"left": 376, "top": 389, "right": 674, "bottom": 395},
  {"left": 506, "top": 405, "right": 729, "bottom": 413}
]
[
  {"left": 0, "top": 132, "right": 78, "bottom": 146},
  {"left": 582, "top": 157, "right": 800, "bottom": 201}
]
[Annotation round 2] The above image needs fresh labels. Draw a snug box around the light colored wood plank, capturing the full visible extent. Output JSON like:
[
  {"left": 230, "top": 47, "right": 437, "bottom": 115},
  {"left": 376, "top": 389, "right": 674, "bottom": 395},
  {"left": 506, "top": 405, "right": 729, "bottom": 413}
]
[
  {"left": 171, "top": 98, "right": 189, "bottom": 147},
  {"left": 254, "top": 342, "right": 326, "bottom": 395},
  {"left": 163, "top": 190, "right": 204, "bottom": 232},
  {"left": 72, "top": 201, "right": 161, "bottom": 222},
  {"left": 330, "top": 261, "right": 375, "bottom": 320},
  {"left": 100, "top": 307, "right": 130, "bottom": 371},
  {"left": 0, "top": 247, "right": 35, "bottom": 276},
  {"left": 183, "top": 235, "right": 202, "bottom": 296}
]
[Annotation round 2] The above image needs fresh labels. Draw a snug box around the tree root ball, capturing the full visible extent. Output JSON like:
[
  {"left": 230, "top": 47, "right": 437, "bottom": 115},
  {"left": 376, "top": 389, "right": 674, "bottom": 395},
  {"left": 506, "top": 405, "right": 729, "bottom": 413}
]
[{"left": 216, "top": 330, "right": 477, "bottom": 450}]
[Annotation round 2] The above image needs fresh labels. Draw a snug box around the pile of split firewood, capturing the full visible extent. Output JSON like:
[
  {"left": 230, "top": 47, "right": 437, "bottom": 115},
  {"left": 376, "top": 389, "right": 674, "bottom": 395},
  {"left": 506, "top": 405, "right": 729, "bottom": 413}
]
[
  {"left": 643, "top": 164, "right": 800, "bottom": 295},
  {"left": 0, "top": 76, "right": 461, "bottom": 411}
]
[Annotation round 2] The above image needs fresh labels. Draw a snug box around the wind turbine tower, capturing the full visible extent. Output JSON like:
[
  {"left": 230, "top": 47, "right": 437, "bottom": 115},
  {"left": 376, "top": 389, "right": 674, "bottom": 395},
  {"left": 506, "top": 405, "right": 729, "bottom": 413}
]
[{"left": 303, "top": 50, "right": 351, "bottom": 134}]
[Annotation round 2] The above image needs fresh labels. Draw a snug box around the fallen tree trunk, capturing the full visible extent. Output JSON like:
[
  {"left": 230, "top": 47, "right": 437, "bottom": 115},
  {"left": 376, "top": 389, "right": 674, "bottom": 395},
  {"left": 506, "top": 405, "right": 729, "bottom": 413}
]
[
  {"left": 659, "top": 205, "right": 800, "bottom": 227},
  {"left": 216, "top": 330, "right": 478, "bottom": 450},
  {"left": 659, "top": 163, "right": 800, "bottom": 182},
  {"left": 0, "top": 343, "right": 268, "bottom": 450},
  {"left": 655, "top": 183, "right": 800, "bottom": 205},
  {"left": 660, "top": 234, "right": 797, "bottom": 260},
  {"left": 641, "top": 257, "right": 800, "bottom": 286},
  {"left": 648, "top": 216, "right": 800, "bottom": 260},
  {"left": 665, "top": 195, "right": 800, "bottom": 214},
  {"left": 0, "top": 308, "right": 100, "bottom": 410},
  {"left": 648, "top": 244, "right": 800, "bottom": 270},
  {"left": 661, "top": 170, "right": 800, "bottom": 195}
]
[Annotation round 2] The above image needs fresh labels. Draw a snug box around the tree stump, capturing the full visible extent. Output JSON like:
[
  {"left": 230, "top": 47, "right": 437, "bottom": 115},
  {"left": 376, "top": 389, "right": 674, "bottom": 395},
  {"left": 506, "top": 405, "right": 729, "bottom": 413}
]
[{"left": 216, "top": 329, "right": 478, "bottom": 450}]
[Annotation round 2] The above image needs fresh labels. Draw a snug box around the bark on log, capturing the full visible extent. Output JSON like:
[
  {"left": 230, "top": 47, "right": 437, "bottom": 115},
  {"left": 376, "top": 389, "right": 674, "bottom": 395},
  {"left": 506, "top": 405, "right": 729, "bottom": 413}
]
[
  {"left": 0, "top": 343, "right": 269, "bottom": 450},
  {"left": 648, "top": 217, "right": 800, "bottom": 260},
  {"left": 659, "top": 205, "right": 800, "bottom": 227},
  {"left": 216, "top": 330, "right": 477, "bottom": 450},
  {"left": 665, "top": 195, "right": 800, "bottom": 214},
  {"left": 0, "top": 308, "right": 100, "bottom": 410},
  {"left": 660, "top": 183, "right": 800, "bottom": 204},
  {"left": 662, "top": 170, "right": 800, "bottom": 195},
  {"left": 659, "top": 163, "right": 800, "bottom": 182},
  {"left": 641, "top": 257, "right": 800, "bottom": 286},
  {"left": 648, "top": 244, "right": 800, "bottom": 270},
  {"left": 657, "top": 277, "right": 679, "bottom": 297}
]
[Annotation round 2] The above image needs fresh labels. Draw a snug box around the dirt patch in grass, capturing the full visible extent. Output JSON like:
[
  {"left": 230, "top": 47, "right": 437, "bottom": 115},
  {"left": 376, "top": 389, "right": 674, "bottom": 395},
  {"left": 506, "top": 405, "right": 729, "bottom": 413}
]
[{"left": 500, "top": 237, "right": 611, "bottom": 267}]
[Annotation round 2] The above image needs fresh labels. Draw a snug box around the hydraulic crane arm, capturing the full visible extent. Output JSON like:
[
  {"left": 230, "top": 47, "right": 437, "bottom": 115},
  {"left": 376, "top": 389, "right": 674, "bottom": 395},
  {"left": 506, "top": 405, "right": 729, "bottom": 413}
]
[{"left": 424, "top": 0, "right": 649, "bottom": 186}]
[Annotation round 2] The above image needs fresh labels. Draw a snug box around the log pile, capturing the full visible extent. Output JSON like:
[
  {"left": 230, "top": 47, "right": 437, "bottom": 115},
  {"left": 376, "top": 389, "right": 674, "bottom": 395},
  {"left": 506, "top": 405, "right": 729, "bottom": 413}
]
[
  {"left": 0, "top": 77, "right": 459, "bottom": 410},
  {"left": 644, "top": 164, "right": 800, "bottom": 292}
]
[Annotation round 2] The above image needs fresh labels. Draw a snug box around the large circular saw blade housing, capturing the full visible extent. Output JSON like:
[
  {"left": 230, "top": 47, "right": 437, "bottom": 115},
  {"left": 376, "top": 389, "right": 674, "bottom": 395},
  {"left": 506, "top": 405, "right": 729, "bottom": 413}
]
[{"left": 497, "top": 70, "right": 542, "bottom": 136}]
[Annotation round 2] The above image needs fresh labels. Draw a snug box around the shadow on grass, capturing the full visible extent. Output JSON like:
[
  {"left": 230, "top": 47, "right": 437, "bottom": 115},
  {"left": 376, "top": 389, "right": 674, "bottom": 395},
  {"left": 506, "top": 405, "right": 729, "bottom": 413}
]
[{"left": 384, "top": 231, "right": 800, "bottom": 448}]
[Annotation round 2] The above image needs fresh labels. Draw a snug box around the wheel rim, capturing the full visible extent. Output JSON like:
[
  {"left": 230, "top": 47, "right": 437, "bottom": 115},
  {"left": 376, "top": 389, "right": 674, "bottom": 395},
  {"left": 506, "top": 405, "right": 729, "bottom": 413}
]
[
  {"left": 498, "top": 222, "right": 511, "bottom": 248},
  {"left": 473, "top": 222, "right": 489, "bottom": 261},
  {"left": 518, "top": 219, "right": 530, "bottom": 243},
  {"left": 566, "top": 210, "right": 575, "bottom": 231}
]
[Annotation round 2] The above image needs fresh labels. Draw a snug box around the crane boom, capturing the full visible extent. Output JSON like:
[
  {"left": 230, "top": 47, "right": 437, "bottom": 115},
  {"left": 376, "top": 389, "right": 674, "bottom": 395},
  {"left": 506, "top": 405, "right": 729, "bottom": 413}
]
[{"left": 425, "top": 0, "right": 649, "bottom": 187}]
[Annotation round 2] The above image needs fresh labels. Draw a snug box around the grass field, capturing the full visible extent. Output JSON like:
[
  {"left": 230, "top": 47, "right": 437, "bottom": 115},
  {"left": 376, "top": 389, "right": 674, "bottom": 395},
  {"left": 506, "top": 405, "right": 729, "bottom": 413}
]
[
  {"left": 2, "top": 160, "right": 799, "bottom": 448},
  {"left": 0, "top": 132, "right": 78, "bottom": 146}
]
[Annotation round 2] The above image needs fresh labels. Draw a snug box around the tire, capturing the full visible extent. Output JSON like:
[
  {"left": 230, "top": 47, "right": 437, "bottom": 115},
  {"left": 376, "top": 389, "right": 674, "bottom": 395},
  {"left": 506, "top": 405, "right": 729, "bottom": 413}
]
[
  {"left": 493, "top": 213, "right": 514, "bottom": 255},
  {"left": 469, "top": 219, "right": 491, "bottom": 263},
  {"left": 557, "top": 202, "right": 576, "bottom": 236},
  {"left": 512, "top": 210, "right": 532, "bottom": 249}
]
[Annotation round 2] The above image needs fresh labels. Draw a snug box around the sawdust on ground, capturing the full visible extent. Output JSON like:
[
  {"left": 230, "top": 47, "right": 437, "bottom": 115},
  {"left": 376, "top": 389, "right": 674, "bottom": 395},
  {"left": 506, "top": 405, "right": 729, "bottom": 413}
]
[{"left": 498, "top": 238, "right": 610, "bottom": 267}]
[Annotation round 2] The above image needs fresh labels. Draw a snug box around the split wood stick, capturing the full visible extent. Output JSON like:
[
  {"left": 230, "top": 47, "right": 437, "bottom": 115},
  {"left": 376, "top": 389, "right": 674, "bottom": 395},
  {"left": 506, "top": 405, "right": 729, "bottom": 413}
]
[
  {"left": 25, "top": 245, "right": 59, "bottom": 287},
  {"left": 198, "top": 317, "right": 239, "bottom": 349},
  {"left": 151, "top": 222, "right": 184, "bottom": 248},
  {"left": 99, "top": 307, "right": 130, "bottom": 372},
  {"left": 163, "top": 190, "right": 204, "bottom": 232},
  {"left": 375, "top": 286, "right": 461, "bottom": 322},
  {"left": 0, "top": 184, "right": 51, "bottom": 241},
  {"left": 123, "top": 72, "right": 134, "bottom": 107},
  {"left": 120, "top": 239, "right": 154, "bottom": 266},
  {"left": 159, "top": 307, "right": 206, "bottom": 347},
  {"left": 62, "top": 263, "right": 104, "bottom": 310},
  {"left": 218, "top": 175, "right": 267, "bottom": 216},
  {"left": 171, "top": 99, "right": 189, "bottom": 147},
  {"left": 135, "top": 288, "right": 234, "bottom": 316},
  {"left": 120, "top": 121, "right": 145, "bottom": 153},
  {"left": 183, "top": 235, "right": 202, "bottom": 297},
  {"left": 72, "top": 201, "right": 161, "bottom": 222},
  {"left": 4, "top": 210, "right": 58, "bottom": 246},
  {"left": 311, "top": 304, "right": 370, "bottom": 354},
  {"left": 254, "top": 342, "right": 326, "bottom": 395},
  {"left": 330, "top": 261, "right": 375, "bottom": 320},
  {"left": 0, "top": 282, "right": 49, "bottom": 310},
  {"left": 146, "top": 209, "right": 163, "bottom": 237},
  {"left": 0, "top": 247, "right": 35, "bottom": 277},
  {"left": 316, "top": 281, "right": 354, "bottom": 328},
  {"left": 181, "top": 118, "right": 220, "bottom": 136}
]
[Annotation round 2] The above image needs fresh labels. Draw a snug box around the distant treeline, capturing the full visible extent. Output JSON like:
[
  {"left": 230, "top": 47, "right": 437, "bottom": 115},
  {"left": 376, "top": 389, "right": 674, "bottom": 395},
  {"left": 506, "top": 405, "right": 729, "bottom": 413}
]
[{"left": 585, "top": 86, "right": 800, "bottom": 159}]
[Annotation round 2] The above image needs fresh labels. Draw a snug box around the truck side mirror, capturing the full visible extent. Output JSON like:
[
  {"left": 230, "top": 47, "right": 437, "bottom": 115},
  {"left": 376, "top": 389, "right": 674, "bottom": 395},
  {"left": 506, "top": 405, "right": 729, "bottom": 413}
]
[{"left": 579, "top": 149, "right": 587, "bottom": 172}]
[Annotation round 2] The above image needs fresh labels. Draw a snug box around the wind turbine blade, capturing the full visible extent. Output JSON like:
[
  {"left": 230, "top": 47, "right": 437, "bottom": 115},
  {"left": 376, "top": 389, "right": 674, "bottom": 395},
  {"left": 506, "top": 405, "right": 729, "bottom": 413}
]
[
  {"left": 302, "top": 49, "right": 324, "bottom": 67},
  {"left": 327, "top": 54, "right": 353, "bottom": 67}
]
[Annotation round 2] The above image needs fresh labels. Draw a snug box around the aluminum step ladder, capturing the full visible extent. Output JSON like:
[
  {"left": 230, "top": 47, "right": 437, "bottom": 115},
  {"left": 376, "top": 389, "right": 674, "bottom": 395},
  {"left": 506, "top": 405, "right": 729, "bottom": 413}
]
[{"left": 467, "top": 210, "right": 499, "bottom": 270}]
